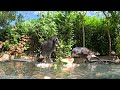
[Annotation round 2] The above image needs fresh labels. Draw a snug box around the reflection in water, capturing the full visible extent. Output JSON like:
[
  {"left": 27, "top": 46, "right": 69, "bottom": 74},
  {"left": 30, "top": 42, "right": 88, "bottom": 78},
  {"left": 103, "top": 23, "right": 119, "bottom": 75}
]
[
  {"left": 0, "top": 61, "right": 120, "bottom": 79},
  {"left": 0, "top": 62, "right": 35, "bottom": 79}
]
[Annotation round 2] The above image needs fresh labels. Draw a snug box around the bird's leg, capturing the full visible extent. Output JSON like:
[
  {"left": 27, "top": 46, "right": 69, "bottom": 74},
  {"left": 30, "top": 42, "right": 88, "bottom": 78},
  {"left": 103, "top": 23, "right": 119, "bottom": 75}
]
[
  {"left": 49, "top": 52, "right": 53, "bottom": 63},
  {"left": 42, "top": 55, "right": 47, "bottom": 63}
]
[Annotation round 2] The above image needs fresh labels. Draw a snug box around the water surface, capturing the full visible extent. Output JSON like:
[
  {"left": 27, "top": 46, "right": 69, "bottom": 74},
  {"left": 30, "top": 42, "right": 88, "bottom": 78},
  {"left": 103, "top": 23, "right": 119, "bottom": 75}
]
[{"left": 0, "top": 61, "right": 120, "bottom": 79}]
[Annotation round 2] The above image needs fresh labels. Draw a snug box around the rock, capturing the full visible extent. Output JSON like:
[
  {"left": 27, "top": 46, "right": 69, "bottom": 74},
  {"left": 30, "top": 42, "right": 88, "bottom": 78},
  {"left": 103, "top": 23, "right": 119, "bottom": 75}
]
[
  {"left": 44, "top": 76, "right": 51, "bottom": 79},
  {"left": 35, "top": 63, "right": 53, "bottom": 68},
  {"left": 96, "top": 73, "right": 103, "bottom": 77},
  {"left": 0, "top": 54, "right": 10, "bottom": 61},
  {"left": 18, "top": 74, "right": 24, "bottom": 79},
  {"left": 32, "top": 74, "right": 44, "bottom": 79},
  {"left": 61, "top": 57, "right": 74, "bottom": 64},
  {"left": 10, "top": 55, "right": 15, "bottom": 60},
  {"left": 61, "top": 58, "right": 77, "bottom": 72},
  {"left": 94, "top": 52, "right": 100, "bottom": 56},
  {"left": 62, "top": 63, "right": 78, "bottom": 73},
  {"left": 115, "top": 59, "right": 120, "bottom": 63},
  {"left": 111, "top": 51, "right": 116, "bottom": 55},
  {"left": 21, "top": 56, "right": 33, "bottom": 60}
]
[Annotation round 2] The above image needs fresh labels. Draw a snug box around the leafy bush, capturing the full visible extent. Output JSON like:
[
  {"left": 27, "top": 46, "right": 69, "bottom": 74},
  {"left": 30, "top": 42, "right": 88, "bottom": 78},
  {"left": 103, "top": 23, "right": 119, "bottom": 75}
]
[{"left": 115, "top": 36, "right": 120, "bottom": 54}]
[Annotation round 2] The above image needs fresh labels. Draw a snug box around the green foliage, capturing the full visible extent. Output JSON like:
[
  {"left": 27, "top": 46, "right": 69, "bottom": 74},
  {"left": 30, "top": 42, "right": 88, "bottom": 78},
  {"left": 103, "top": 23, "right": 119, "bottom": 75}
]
[
  {"left": 54, "top": 12, "right": 75, "bottom": 57},
  {"left": 28, "top": 14, "right": 58, "bottom": 55},
  {"left": 4, "top": 40, "right": 10, "bottom": 50},
  {"left": 0, "top": 11, "right": 16, "bottom": 28},
  {"left": 115, "top": 36, "right": 120, "bottom": 54},
  {"left": 84, "top": 16, "right": 109, "bottom": 55},
  {"left": 73, "top": 12, "right": 82, "bottom": 47}
]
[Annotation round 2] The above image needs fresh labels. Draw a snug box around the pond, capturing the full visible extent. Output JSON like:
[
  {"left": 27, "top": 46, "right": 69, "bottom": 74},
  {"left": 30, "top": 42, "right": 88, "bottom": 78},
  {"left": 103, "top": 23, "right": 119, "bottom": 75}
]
[{"left": 0, "top": 61, "right": 120, "bottom": 79}]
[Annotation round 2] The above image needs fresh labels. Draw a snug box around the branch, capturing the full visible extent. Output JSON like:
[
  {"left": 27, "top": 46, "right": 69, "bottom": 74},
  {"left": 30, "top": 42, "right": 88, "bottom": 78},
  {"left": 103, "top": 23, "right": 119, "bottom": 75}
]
[
  {"left": 103, "top": 11, "right": 108, "bottom": 18},
  {"left": 84, "top": 11, "right": 87, "bottom": 16},
  {"left": 0, "top": 59, "right": 32, "bottom": 62},
  {"left": 79, "top": 11, "right": 87, "bottom": 16}
]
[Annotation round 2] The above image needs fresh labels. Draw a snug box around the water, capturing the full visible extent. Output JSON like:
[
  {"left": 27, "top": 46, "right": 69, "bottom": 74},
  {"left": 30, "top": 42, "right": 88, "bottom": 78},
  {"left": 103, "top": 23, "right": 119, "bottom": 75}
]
[
  {"left": 0, "top": 61, "right": 120, "bottom": 79},
  {"left": 65, "top": 63, "right": 120, "bottom": 79}
]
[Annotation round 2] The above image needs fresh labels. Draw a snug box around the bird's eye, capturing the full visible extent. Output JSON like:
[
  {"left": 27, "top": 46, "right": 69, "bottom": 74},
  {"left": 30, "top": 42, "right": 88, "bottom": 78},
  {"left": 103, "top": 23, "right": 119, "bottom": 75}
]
[{"left": 56, "top": 38, "right": 58, "bottom": 41}]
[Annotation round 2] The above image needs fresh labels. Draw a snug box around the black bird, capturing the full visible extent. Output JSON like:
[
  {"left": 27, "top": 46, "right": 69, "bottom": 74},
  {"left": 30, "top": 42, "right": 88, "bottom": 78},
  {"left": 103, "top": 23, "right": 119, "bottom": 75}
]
[{"left": 40, "top": 36, "right": 60, "bottom": 63}]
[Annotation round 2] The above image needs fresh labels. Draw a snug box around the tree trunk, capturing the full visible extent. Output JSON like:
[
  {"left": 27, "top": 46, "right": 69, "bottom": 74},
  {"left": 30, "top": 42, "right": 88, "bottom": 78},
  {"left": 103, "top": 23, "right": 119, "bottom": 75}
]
[
  {"left": 103, "top": 11, "right": 112, "bottom": 60},
  {"left": 107, "top": 20, "right": 112, "bottom": 60},
  {"left": 82, "top": 15, "right": 85, "bottom": 47},
  {"left": 80, "top": 11, "right": 87, "bottom": 47}
]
